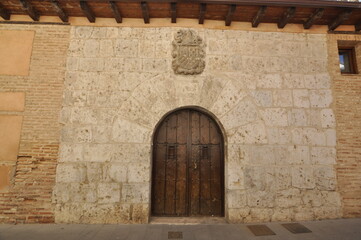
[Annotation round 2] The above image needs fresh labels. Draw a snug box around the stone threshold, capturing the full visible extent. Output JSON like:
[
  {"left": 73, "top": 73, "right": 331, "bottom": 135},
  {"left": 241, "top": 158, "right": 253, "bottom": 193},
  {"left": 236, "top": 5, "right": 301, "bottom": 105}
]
[{"left": 150, "top": 217, "right": 227, "bottom": 225}]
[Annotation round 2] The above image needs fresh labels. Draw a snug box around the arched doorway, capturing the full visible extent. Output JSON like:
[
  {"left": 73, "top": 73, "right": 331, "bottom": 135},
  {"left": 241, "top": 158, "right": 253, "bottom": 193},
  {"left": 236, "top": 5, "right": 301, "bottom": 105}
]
[{"left": 151, "top": 107, "right": 224, "bottom": 217}]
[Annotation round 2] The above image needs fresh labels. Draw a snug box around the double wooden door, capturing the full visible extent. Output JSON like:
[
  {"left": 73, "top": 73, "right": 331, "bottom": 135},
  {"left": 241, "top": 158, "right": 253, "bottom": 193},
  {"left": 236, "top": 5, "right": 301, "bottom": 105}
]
[{"left": 151, "top": 109, "right": 224, "bottom": 217}]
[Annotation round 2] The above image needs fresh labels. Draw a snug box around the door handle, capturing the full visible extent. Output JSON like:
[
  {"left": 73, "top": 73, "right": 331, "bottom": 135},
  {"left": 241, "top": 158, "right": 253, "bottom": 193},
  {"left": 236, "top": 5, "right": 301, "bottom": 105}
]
[{"left": 193, "top": 161, "right": 198, "bottom": 170}]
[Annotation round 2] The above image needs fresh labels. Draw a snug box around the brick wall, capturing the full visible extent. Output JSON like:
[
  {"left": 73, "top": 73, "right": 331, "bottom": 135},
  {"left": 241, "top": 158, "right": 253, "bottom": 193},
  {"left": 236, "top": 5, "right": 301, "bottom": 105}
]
[
  {"left": 328, "top": 34, "right": 361, "bottom": 218},
  {"left": 0, "top": 24, "right": 70, "bottom": 223}
]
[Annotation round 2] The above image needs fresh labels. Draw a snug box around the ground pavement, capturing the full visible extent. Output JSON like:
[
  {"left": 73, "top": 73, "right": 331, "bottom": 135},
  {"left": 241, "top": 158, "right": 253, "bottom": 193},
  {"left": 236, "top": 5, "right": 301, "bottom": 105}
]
[{"left": 0, "top": 218, "right": 361, "bottom": 240}]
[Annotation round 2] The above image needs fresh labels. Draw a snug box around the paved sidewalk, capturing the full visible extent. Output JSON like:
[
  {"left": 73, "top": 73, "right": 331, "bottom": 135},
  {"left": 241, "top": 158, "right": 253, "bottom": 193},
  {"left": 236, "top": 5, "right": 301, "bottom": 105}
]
[{"left": 1, "top": 218, "right": 361, "bottom": 240}]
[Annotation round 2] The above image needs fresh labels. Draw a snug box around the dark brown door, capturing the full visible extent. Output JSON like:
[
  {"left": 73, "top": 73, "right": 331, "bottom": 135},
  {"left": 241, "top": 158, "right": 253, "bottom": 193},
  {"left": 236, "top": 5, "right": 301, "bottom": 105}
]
[{"left": 151, "top": 109, "right": 224, "bottom": 217}]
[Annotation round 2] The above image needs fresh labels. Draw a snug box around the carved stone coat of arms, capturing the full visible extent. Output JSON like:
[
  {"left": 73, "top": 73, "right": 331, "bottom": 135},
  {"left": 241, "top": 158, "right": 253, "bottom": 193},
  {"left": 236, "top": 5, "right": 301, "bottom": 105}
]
[{"left": 172, "top": 30, "right": 205, "bottom": 75}]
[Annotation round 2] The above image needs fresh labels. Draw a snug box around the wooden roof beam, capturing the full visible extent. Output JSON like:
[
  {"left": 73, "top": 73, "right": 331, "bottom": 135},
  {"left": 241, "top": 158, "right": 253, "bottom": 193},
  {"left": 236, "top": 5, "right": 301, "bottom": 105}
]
[
  {"left": 304, "top": 8, "right": 324, "bottom": 29},
  {"left": 225, "top": 4, "right": 236, "bottom": 26},
  {"left": 109, "top": 1, "right": 122, "bottom": 23},
  {"left": 0, "top": 3, "right": 10, "bottom": 20},
  {"left": 50, "top": 0, "right": 68, "bottom": 22},
  {"left": 19, "top": 0, "right": 39, "bottom": 21},
  {"left": 170, "top": 2, "right": 177, "bottom": 23},
  {"left": 278, "top": 7, "right": 296, "bottom": 29},
  {"left": 252, "top": 6, "right": 267, "bottom": 28},
  {"left": 328, "top": 9, "right": 353, "bottom": 31},
  {"left": 141, "top": 2, "right": 150, "bottom": 24},
  {"left": 199, "top": 3, "right": 206, "bottom": 24},
  {"left": 80, "top": 1, "right": 95, "bottom": 22}
]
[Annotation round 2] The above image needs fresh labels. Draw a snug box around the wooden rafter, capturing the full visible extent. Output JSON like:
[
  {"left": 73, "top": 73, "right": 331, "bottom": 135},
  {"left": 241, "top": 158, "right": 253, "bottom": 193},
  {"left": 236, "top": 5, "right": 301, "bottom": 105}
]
[
  {"left": 170, "top": 2, "right": 177, "bottom": 23},
  {"left": 304, "top": 8, "right": 324, "bottom": 29},
  {"left": 0, "top": 3, "right": 10, "bottom": 20},
  {"left": 199, "top": 3, "right": 206, "bottom": 24},
  {"left": 109, "top": 1, "right": 122, "bottom": 23},
  {"left": 329, "top": 9, "right": 353, "bottom": 31},
  {"left": 252, "top": 6, "right": 267, "bottom": 28},
  {"left": 225, "top": 4, "right": 236, "bottom": 26},
  {"left": 278, "top": 7, "right": 296, "bottom": 28},
  {"left": 141, "top": 2, "right": 150, "bottom": 24},
  {"left": 50, "top": 0, "right": 68, "bottom": 22},
  {"left": 80, "top": 1, "right": 95, "bottom": 22},
  {"left": 19, "top": 0, "right": 39, "bottom": 21}
]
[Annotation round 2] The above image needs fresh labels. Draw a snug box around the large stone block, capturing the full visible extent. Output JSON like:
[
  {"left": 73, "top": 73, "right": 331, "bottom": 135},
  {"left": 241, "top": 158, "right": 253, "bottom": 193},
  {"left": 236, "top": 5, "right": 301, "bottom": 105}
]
[
  {"left": 260, "top": 108, "right": 288, "bottom": 127},
  {"left": 273, "top": 90, "right": 293, "bottom": 107},
  {"left": 97, "top": 183, "right": 121, "bottom": 204},
  {"left": 56, "top": 164, "right": 86, "bottom": 183},
  {"left": 304, "top": 74, "right": 331, "bottom": 89},
  {"left": 127, "top": 162, "right": 150, "bottom": 183},
  {"left": 276, "top": 189, "right": 301, "bottom": 208},
  {"left": 250, "top": 90, "right": 273, "bottom": 107},
  {"left": 320, "top": 109, "right": 335, "bottom": 128},
  {"left": 309, "top": 90, "right": 333, "bottom": 108},
  {"left": 222, "top": 99, "right": 259, "bottom": 130},
  {"left": 314, "top": 166, "right": 337, "bottom": 191},
  {"left": 228, "top": 121, "right": 267, "bottom": 144},
  {"left": 115, "top": 39, "right": 138, "bottom": 57},
  {"left": 288, "top": 109, "right": 308, "bottom": 127},
  {"left": 121, "top": 183, "right": 149, "bottom": 203},
  {"left": 274, "top": 167, "right": 292, "bottom": 190},
  {"left": 83, "top": 144, "right": 112, "bottom": 162},
  {"left": 293, "top": 90, "right": 310, "bottom": 108},
  {"left": 112, "top": 118, "right": 151, "bottom": 144},
  {"left": 292, "top": 167, "right": 315, "bottom": 189},
  {"left": 132, "top": 204, "right": 149, "bottom": 223},
  {"left": 292, "top": 128, "right": 326, "bottom": 146},
  {"left": 247, "top": 191, "right": 275, "bottom": 208},
  {"left": 257, "top": 74, "right": 282, "bottom": 89},
  {"left": 105, "top": 163, "right": 127, "bottom": 183},
  {"left": 244, "top": 166, "right": 274, "bottom": 191},
  {"left": 227, "top": 190, "right": 247, "bottom": 208},
  {"left": 311, "top": 147, "right": 336, "bottom": 165}
]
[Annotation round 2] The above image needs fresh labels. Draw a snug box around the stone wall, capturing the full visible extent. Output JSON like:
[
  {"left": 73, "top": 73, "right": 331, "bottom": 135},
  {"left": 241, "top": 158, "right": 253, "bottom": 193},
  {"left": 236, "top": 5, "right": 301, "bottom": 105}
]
[
  {"left": 55, "top": 26, "right": 341, "bottom": 223},
  {"left": 0, "top": 24, "right": 70, "bottom": 223},
  {"left": 328, "top": 33, "right": 361, "bottom": 218}
]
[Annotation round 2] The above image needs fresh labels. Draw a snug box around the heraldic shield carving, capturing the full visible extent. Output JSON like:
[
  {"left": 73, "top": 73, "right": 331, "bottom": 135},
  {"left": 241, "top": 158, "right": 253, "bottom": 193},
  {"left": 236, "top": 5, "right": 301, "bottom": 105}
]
[{"left": 172, "top": 30, "right": 205, "bottom": 75}]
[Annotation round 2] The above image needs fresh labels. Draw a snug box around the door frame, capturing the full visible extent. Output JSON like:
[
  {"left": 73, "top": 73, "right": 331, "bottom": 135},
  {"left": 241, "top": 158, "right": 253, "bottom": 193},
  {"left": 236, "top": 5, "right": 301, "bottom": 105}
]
[{"left": 149, "top": 106, "right": 227, "bottom": 219}]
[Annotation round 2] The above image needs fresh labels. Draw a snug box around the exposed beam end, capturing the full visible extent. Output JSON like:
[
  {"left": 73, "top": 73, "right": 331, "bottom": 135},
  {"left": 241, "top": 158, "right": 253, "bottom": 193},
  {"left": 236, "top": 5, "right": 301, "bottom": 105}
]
[
  {"left": 252, "top": 6, "right": 267, "bottom": 28},
  {"left": 109, "top": 1, "right": 122, "bottom": 23},
  {"left": 278, "top": 7, "right": 296, "bottom": 29},
  {"left": 199, "top": 3, "right": 206, "bottom": 24},
  {"left": 141, "top": 2, "right": 150, "bottom": 24},
  {"left": 80, "top": 1, "right": 95, "bottom": 23},
  {"left": 303, "top": 8, "right": 324, "bottom": 29},
  {"left": 225, "top": 4, "right": 236, "bottom": 26},
  {"left": 19, "top": 0, "right": 39, "bottom": 21},
  {"left": 50, "top": 0, "right": 68, "bottom": 22},
  {"left": 328, "top": 9, "right": 353, "bottom": 31},
  {"left": 171, "top": 2, "right": 177, "bottom": 24}
]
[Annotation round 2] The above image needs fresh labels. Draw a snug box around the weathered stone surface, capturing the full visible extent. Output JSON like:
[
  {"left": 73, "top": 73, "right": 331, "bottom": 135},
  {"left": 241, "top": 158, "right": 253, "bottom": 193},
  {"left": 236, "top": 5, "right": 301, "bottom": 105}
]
[
  {"left": 311, "top": 147, "right": 336, "bottom": 165},
  {"left": 261, "top": 108, "right": 288, "bottom": 127},
  {"left": 121, "top": 183, "right": 149, "bottom": 203},
  {"left": 293, "top": 90, "right": 310, "bottom": 108},
  {"left": 292, "top": 167, "right": 315, "bottom": 189},
  {"left": 309, "top": 90, "right": 333, "bottom": 108},
  {"left": 222, "top": 99, "right": 259, "bottom": 130},
  {"left": 55, "top": 27, "right": 340, "bottom": 224},
  {"left": 56, "top": 164, "right": 86, "bottom": 183}
]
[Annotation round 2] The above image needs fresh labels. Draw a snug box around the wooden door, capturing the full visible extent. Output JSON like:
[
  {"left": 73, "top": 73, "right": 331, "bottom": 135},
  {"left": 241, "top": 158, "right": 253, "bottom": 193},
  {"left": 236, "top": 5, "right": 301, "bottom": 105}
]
[{"left": 151, "top": 109, "right": 224, "bottom": 217}]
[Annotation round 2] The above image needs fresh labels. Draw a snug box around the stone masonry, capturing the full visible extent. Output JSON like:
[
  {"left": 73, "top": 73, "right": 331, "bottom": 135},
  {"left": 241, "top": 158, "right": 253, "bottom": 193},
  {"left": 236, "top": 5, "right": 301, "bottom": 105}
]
[{"left": 54, "top": 26, "right": 341, "bottom": 223}]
